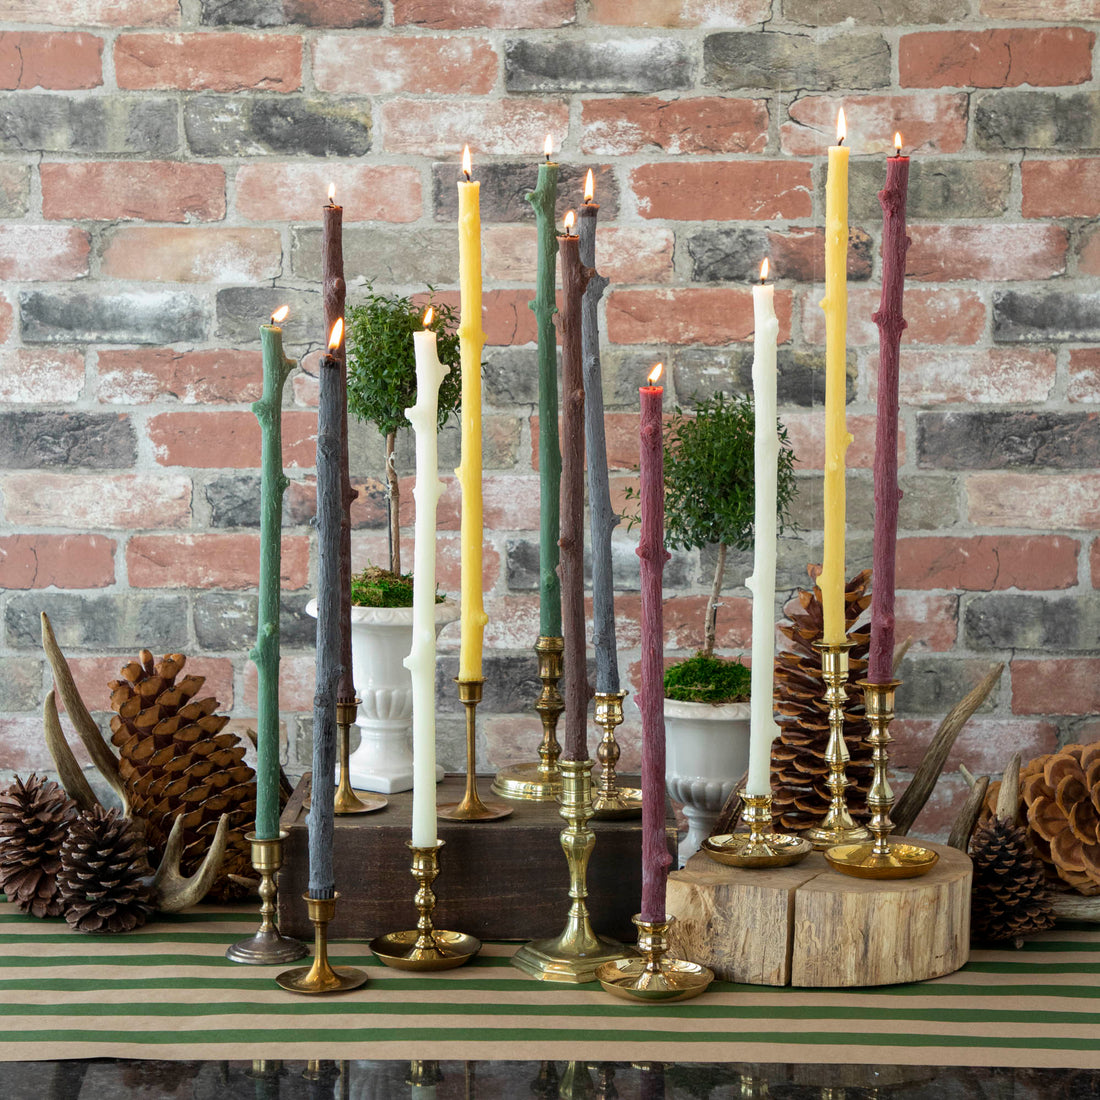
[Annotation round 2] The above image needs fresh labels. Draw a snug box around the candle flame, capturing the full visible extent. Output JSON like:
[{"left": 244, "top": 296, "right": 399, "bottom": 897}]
[
  {"left": 837, "top": 107, "right": 846, "bottom": 145},
  {"left": 271, "top": 305, "right": 289, "bottom": 324},
  {"left": 648, "top": 363, "right": 663, "bottom": 385},
  {"left": 584, "top": 168, "right": 595, "bottom": 203},
  {"left": 759, "top": 257, "right": 769, "bottom": 283},
  {"left": 423, "top": 306, "right": 434, "bottom": 327},
  {"left": 544, "top": 133, "right": 553, "bottom": 160},
  {"left": 563, "top": 209, "right": 575, "bottom": 234},
  {"left": 894, "top": 131, "right": 903, "bottom": 153},
  {"left": 327, "top": 181, "right": 336, "bottom": 203},
  {"left": 461, "top": 144, "right": 472, "bottom": 181},
  {"left": 328, "top": 318, "right": 343, "bottom": 351}
]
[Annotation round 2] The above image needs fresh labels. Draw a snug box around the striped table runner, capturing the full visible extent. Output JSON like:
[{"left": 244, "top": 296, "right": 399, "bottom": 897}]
[{"left": 0, "top": 901, "right": 1096, "bottom": 1066}]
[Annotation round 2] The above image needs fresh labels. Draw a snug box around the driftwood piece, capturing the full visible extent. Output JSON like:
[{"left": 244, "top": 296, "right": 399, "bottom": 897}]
[
  {"left": 948, "top": 774, "right": 990, "bottom": 852},
  {"left": 892, "top": 662, "right": 1004, "bottom": 836},
  {"left": 1051, "top": 893, "right": 1100, "bottom": 922}
]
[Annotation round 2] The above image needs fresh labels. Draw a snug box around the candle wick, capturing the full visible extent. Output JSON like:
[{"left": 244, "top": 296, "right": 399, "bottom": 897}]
[
  {"left": 463, "top": 170, "right": 471, "bottom": 182},
  {"left": 837, "top": 136, "right": 845, "bottom": 146}
]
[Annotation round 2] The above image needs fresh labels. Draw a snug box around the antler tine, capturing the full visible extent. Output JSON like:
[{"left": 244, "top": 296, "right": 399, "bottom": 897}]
[
  {"left": 995, "top": 751, "right": 1022, "bottom": 826},
  {"left": 43, "top": 689, "right": 101, "bottom": 814},
  {"left": 151, "top": 813, "right": 229, "bottom": 913}
]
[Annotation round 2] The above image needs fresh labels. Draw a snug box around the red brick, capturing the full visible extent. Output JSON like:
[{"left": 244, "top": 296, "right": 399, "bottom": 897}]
[
  {"left": 801, "top": 287, "right": 985, "bottom": 347},
  {"left": 483, "top": 225, "right": 674, "bottom": 285},
  {"left": 0, "top": 715, "right": 84, "bottom": 774},
  {"left": 148, "top": 411, "right": 316, "bottom": 469},
  {"left": 531, "top": 414, "right": 670, "bottom": 472},
  {"left": 407, "top": 473, "right": 542, "bottom": 532},
  {"left": 243, "top": 654, "right": 317, "bottom": 712},
  {"left": 0, "top": 31, "right": 102, "bottom": 89},
  {"left": 127, "top": 533, "right": 309, "bottom": 591},
  {"left": 581, "top": 96, "right": 767, "bottom": 155},
  {"left": 764, "top": 227, "right": 872, "bottom": 282},
  {"left": 0, "top": 534, "right": 114, "bottom": 589},
  {"left": 0, "top": 225, "right": 89, "bottom": 281},
  {"left": 286, "top": 476, "right": 389, "bottom": 529},
  {"left": 894, "top": 591, "right": 958, "bottom": 652},
  {"left": 67, "top": 656, "right": 234, "bottom": 713},
  {"left": 381, "top": 98, "right": 570, "bottom": 156},
  {"left": 900, "top": 28, "right": 1093, "bottom": 88},
  {"left": 981, "top": 0, "right": 1100, "bottom": 14},
  {"left": 96, "top": 348, "right": 261, "bottom": 405},
  {"left": 590, "top": 0, "right": 769, "bottom": 24},
  {"left": 235, "top": 164, "right": 421, "bottom": 223},
  {"left": 314, "top": 35, "right": 496, "bottom": 94},
  {"left": 115, "top": 32, "right": 301, "bottom": 93},
  {"left": 2, "top": 473, "right": 192, "bottom": 529},
  {"left": 285, "top": 0, "right": 382, "bottom": 24},
  {"left": 606, "top": 288, "right": 793, "bottom": 346},
  {"left": 101, "top": 227, "right": 281, "bottom": 283},
  {"left": 967, "top": 472, "right": 1100, "bottom": 529},
  {"left": 0, "top": 294, "right": 12, "bottom": 345},
  {"left": 350, "top": 530, "right": 500, "bottom": 597},
  {"left": 907, "top": 224, "right": 1067, "bottom": 282},
  {"left": 891, "top": 718, "right": 1056, "bottom": 773},
  {"left": 41, "top": 161, "right": 225, "bottom": 223},
  {"left": 632, "top": 161, "right": 812, "bottom": 220},
  {"left": 782, "top": 413, "right": 904, "bottom": 470},
  {"left": 896, "top": 535, "right": 1079, "bottom": 591},
  {"left": 1079, "top": 224, "right": 1100, "bottom": 277},
  {"left": 874, "top": 348, "right": 1056, "bottom": 405},
  {"left": 0, "top": 349, "right": 84, "bottom": 403},
  {"left": 1012, "top": 658, "right": 1100, "bottom": 715},
  {"left": 412, "top": 289, "right": 537, "bottom": 346},
  {"left": 663, "top": 595, "right": 752, "bottom": 651},
  {"left": 393, "top": 0, "right": 575, "bottom": 27},
  {"left": 3, "top": 0, "right": 178, "bottom": 26},
  {"left": 1069, "top": 348, "right": 1100, "bottom": 403},
  {"left": 483, "top": 593, "right": 540, "bottom": 650},
  {"left": 1022, "top": 158, "right": 1100, "bottom": 218},
  {"left": 781, "top": 94, "right": 968, "bottom": 155}
]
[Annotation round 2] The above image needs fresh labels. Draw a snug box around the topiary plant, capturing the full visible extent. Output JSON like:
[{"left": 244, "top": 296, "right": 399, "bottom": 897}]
[{"left": 346, "top": 286, "right": 462, "bottom": 577}]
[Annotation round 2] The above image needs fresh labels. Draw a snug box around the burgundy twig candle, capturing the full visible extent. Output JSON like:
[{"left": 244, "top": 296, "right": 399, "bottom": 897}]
[
  {"left": 637, "top": 363, "right": 671, "bottom": 923},
  {"left": 868, "top": 134, "right": 910, "bottom": 685}
]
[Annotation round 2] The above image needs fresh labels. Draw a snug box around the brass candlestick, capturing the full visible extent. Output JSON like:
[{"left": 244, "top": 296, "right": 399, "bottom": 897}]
[
  {"left": 702, "top": 794, "right": 811, "bottom": 868},
  {"left": 334, "top": 698, "right": 387, "bottom": 815},
  {"left": 596, "top": 914, "right": 713, "bottom": 1003},
  {"left": 492, "top": 635, "right": 564, "bottom": 801},
  {"left": 511, "top": 758, "right": 627, "bottom": 982},
  {"left": 226, "top": 830, "right": 307, "bottom": 964},
  {"left": 826, "top": 679, "right": 939, "bottom": 879},
  {"left": 803, "top": 640, "right": 871, "bottom": 850},
  {"left": 591, "top": 690, "right": 642, "bottom": 820},
  {"left": 439, "top": 678, "right": 512, "bottom": 822},
  {"left": 370, "top": 839, "right": 481, "bottom": 970},
  {"left": 275, "top": 892, "right": 367, "bottom": 994}
]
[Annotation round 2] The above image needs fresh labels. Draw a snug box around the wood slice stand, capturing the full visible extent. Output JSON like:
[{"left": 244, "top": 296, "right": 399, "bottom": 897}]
[{"left": 666, "top": 840, "right": 971, "bottom": 987}]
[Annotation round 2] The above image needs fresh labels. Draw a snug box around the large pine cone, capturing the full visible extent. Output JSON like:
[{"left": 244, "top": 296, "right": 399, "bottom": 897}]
[
  {"left": 770, "top": 567, "right": 874, "bottom": 833},
  {"left": 57, "top": 806, "right": 155, "bottom": 933},
  {"left": 108, "top": 649, "right": 255, "bottom": 900},
  {"left": 0, "top": 775, "right": 77, "bottom": 917},
  {"left": 970, "top": 815, "right": 1055, "bottom": 946}
]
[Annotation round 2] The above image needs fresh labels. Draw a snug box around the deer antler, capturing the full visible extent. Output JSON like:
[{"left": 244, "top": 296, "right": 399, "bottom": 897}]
[
  {"left": 43, "top": 689, "right": 100, "bottom": 814},
  {"left": 150, "top": 813, "right": 229, "bottom": 913}
]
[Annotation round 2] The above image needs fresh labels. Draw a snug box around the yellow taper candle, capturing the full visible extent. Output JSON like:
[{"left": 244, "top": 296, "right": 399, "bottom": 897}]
[
  {"left": 820, "top": 108, "right": 852, "bottom": 645},
  {"left": 456, "top": 145, "right": 488, "bottom": 680}
]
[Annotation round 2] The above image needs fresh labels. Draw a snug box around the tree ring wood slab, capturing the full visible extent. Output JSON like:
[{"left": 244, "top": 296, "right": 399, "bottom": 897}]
[{"left": 666, "top": 839, "right": 970, "bottom": 987}]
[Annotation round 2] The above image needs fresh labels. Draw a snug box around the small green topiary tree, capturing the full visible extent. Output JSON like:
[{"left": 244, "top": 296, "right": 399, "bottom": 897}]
[{"left": 345, "top": 286, "right": 462, "bottom": 578}]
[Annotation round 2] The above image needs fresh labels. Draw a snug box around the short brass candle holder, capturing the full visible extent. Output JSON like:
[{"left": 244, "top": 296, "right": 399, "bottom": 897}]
[
  {"left": 439, "top": 678, "right": 513, "bottom": 822},
  {"left": 370, "top": 839, "right": 481, "bottom": 970},
  {"left": 825, "top": 679, "right": 939, "bottom": 879},
  {"left": 275, "top": 892, "right": 368, "bottom": 994},
  {"left": 226, "top": 830, "right": 308, "bottom": 965},
  {"left": 511, "top": 757, "right": 627, "bottom": 983},
  {"left": 492, "top": 635, "right": 564, "bottom": 801},
  {"left": 591, "top": 690, "right": 643, "bottom": 820},
  {"left": 596, "top": 914, "right": 713, "bottom": 1003},
  {"left": 334, "top": 697, "right": 387, "bottom": 816},
  {"left": 803, "top": 640, "right": 872, "bottom": 850},
  {"left": 702, "top": 794, "right": 812, "bottom": 868}
]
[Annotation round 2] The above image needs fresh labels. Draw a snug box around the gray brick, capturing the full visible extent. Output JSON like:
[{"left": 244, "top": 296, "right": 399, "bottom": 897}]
[
  {"left": 682, "top": 226, "right": 872, "bottom": 283},
  {"left": 0, "top": 658, "right": 43, "bottom": 712},
  {"left": 201, "top": 0, "right": 285, "bottom": 23},
  {"left": 204, "top": 474, "right": 263, "bottom": 527},
  {"left": 194, "top": 592, "right": 316, "bottom": 651},
  {"left": 0, "top": 95, "right": 177, "bottom": 155},
  {"left": 6, "top": 594, "right": 187, "bottom": 652},
  {"left": 185, "top": 96, "right": 370, "bottom": 157},
  {"left": 795, "top": 472, "right": 960, "bottom": 534},
  {"left": 292, "top": 227, "right": 458, "bottom": 286},
  {"left": 783, "top": 0, "right": 966, "bottom": 23},
  {"left": 896, "top": 658, "right": 1000, "bottom": 716},
  {"left": 0, "top": 412, "right": 135, "bottom": 470},
  {"left": 704, "top": 32, "right": 890, "bottom": 91},
  {"left": 993, "top": 290, "right": 1100, "bottom": 344},
  {"left": 21, "top": 289, "right": 206, "bottom": 346},
  {"left": 975, "top": 90, "right": 1100, "bottom": 152},
  {"left": 201, "top": 0, "right": 381, "bottom": 25},
  {"left": 505, "top": 536, "right": 694, "bottom": 592},
  {"left": 918, "top": 411, "right": 1100, "bottom": 471},
  {"left": 215, "top": 286, "right": 320, "bottom": 346},
  {"left": 965, "top": 593, "right": 1100, "bottom": 653},
  {"left": 484, "top": 347, "right": 539, "bottom": 406},
  {"left": 435, "top": 652, "right": 562, "bottom": 715},
  {"left": 505, "top": 36, "right": 692, "bottom": 94},
  {"left": 849, "top": 160, "right": 1012, "bottom": 221},
  {"left": 0, "top": 165, "right": 30, "bottom": 217}
]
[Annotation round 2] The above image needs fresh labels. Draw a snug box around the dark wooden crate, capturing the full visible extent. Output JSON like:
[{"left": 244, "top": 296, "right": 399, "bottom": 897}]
[{"left": 277, "top": 774, "right": 675, "bottom": 943}]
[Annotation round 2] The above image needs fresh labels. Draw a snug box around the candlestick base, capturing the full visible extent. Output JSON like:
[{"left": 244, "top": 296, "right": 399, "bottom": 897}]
[
  {"left": 492, "top": 636, "right": 564, "bottom": 802},
  {"left": 595, "top": 915, "right": 713, "bottom": 1003},
  {"left": 591, "top": 690, "right": 643, "bottom": 821},
  {"left": 226, "top": 831, "right": 308, "bottom": 965},
  {"left": 439, "top": 679, "right": 513, "bottom": 822},
  {"left": 333, "top": 699, "right": 386, "bottom": 815},
  {"left": 511, "top": 759, "right": 628, "bottom": 983},
  {"left": 701, "top": 794, "right": 812, "bottom": 869},
  {"left": 370, "top": 840, "right": 481, "bottom": 971},
  {"left": 275, "top": 893, "right": 367, "bottom": 994}
]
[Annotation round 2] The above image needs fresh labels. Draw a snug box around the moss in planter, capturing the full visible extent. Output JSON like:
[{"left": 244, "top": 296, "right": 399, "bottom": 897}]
[
  {"left": 349, "top": 565, "right": 445, "bottom": 608},
  {"left": 664, "top": 654, "right": 751, "bottom": 705}
]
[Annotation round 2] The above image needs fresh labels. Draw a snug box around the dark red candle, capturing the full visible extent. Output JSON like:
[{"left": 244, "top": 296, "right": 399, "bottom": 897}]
[
  {"left": 637, "top": 364, "right": 671, "bottom": 923},
  {"left": 868, "top": 136, "right": 910, "bottom": 684}
]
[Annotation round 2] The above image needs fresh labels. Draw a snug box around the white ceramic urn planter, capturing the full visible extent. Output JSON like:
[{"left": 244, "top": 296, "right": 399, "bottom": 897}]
[{"left": 663, "top": 698, "right": 751, "bottom": 866}]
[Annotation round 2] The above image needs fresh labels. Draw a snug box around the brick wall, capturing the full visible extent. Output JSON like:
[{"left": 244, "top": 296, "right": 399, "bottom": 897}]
[{"left": 0, "top": 0, "right": 1097, "bottom": 837}]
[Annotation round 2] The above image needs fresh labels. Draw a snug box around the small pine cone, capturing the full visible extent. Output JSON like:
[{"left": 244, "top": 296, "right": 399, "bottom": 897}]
[
  {"left": 57, "top": 807, "right": 155, "bottom": 934},
  {"left": 0, "top": 775, "right": 77, "bottom": 918},
  {"left": 970, "top": 816, "right": 1055, "bottom": 947}
]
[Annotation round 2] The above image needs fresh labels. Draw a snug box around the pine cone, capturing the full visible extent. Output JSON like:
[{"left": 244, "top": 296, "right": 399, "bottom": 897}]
[
  {"left": 57, "top": 806, "right": 154, "bottom": 933},
  {"left": 770, "top": 567, "right": 874, "bottom": 833},
  {"left": 0, "top": 775, "right": 77, "bottom": 918},
  {"left": 108, "top": 649, "right": 255, "bottom": 901},
  {"left": 970, "top": 815, "right": 1055, "bottom": 946}
]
